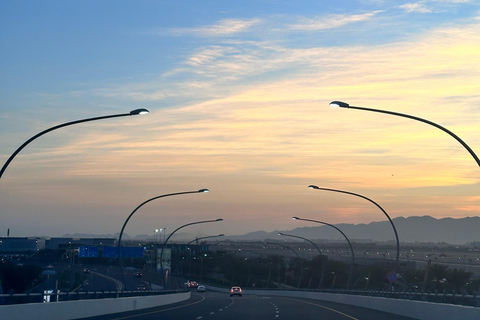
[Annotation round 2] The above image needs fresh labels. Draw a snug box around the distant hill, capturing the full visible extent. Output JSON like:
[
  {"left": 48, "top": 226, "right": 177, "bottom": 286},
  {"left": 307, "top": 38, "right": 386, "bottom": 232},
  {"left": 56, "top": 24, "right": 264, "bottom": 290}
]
[
  {"left": 61, "top": 216, "right": 480, "bottom": 245},
  {"left": 223, "top": 216, "right": 480, "bottom": 245}
]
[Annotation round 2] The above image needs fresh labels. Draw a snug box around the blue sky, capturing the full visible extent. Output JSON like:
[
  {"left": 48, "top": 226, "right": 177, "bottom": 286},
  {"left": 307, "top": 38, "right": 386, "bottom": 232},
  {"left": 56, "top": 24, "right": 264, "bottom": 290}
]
[{"left": 1, "top": 1, "right": 480, "bottom": 238}]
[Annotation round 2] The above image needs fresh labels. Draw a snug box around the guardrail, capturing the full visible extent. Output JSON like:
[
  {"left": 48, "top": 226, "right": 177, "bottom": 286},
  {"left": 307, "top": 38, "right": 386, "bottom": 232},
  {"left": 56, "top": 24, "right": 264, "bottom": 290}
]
[
  {"left": 339, "top": 288, "right": 480, "bottom": 307},
  {"left": 206, "top": 284, "right": 480, "bottom": 307},
  {"left": 0, "top": 290, "right": 191, "bottom": 320},
  {"left": 0, "top": 289, "right": 187, "bottom": 305}
]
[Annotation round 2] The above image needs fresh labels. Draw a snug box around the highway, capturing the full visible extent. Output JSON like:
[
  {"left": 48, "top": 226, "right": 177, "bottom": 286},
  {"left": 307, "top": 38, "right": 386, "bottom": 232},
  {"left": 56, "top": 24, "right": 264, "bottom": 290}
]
[{"left": 75, "top": 291, "right": 418, "bottom": 320}]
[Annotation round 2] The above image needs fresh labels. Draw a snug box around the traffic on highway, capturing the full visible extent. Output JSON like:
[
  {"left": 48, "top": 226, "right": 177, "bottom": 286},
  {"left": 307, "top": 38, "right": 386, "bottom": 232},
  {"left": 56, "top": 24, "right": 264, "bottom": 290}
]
[{"left": 74, "top": 290, "right": 418, "bottom": 320}]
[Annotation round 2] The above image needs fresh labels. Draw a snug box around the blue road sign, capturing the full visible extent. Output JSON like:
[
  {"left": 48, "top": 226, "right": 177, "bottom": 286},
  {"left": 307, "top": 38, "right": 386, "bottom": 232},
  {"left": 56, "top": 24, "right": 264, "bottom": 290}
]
[{"left": 387, "top": 271, "right": 398, "bottom": 283}]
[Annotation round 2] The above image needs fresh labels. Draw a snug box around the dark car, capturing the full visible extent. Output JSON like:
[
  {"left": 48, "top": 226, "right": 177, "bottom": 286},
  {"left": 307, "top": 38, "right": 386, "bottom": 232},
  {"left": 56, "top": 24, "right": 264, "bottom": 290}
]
[
  {"left": 230, "top": 286, "right": 242, "bottom": 297},
  {"left": 187, "top": 280, "right": 199, "bottom": 289},
  {"left": 134, "top": 272, "right": 142, "bottom": 278},
  {"left": 136, "top": 284, "right": 147, "bottom": 290}
]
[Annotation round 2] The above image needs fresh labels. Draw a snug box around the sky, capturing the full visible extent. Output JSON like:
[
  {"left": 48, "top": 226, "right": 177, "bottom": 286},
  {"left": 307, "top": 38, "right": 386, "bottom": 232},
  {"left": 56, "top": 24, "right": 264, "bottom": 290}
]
[{"left": 1, "top": 0, "right": 480, "bottom": 240}]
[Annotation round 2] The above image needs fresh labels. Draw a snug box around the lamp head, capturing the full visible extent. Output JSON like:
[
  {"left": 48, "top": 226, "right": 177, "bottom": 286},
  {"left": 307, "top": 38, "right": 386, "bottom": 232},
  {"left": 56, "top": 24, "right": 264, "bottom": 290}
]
[
  {"left": 130, "top": 108, "right": 150, "bottom": 115},
  {"left": 308, "top": 185, "right": 320, "bottom": 189},
  {"left": 218, "top": 234, "right": 225, "bottom": 237},
  {"left": 198, "top": 189, "right": 209, "bottom": 193},
  {"left": 216, "top": 218, "right": 224, "bottom": 222},
  {"left": 292, "top": 217, "right": 300, "bottom": 220},
  {"left": 278, "top": 232, "right": 284, "bottom": 236},
  {"left": 329, "top": 101, "right": 349, "bottom": 108}
]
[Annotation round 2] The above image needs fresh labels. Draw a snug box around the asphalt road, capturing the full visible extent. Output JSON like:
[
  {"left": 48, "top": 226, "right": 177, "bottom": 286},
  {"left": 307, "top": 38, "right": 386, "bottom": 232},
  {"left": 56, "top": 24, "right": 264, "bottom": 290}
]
[{"left": 76, "top": 291, "right": 418, "bottom": 320}]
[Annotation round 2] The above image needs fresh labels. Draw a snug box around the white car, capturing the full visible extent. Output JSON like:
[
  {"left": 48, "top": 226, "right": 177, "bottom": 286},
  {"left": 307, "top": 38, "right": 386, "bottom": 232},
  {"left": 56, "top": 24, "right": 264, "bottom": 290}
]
[
  {"left": 230, "top": 286, "right": 242, "bottom": 296},
  {"left": 197, "top": 285, "right": 206, "bottom": 292}
]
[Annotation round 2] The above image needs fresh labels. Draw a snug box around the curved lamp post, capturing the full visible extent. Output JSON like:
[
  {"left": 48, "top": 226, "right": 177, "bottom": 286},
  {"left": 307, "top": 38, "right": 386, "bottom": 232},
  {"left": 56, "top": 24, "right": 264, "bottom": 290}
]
[
  {"left": 265, "top": 241, "right": 300, "bottom": 259},
  {"left": 292, "top": 216, "right": 355, "bottom": 289},
  {"left": 0, "top": 108, "right": 149, "bottom": 181},
  {"left": 266, "top": 241, "right": 302, "bottom": 288},
  {"left": 278, "top": 232, "right": 322, "bottom": 256},
  {"left": 116, "top": 189, "right": 209, "bottom": 290},
  {"left": 117, "top": 189, "right": 210, "bottom": 257},
  {"left": 308, "top": 184, "right": 399, "bottom": 272},
  {"left": 187, "top": 234, "right": 225, "bottom": 246},
  {"left": 159, "top": 218, "right": 223, "bottom": 286},
  {"left": 186, "top": 234, "right": 224, "bottom": 280},
  {"left": 278, "top": 232, "right": 326, "bottom": 288},
  {"left": 329, "top": 101, "right": 480, "bottom": 167}
]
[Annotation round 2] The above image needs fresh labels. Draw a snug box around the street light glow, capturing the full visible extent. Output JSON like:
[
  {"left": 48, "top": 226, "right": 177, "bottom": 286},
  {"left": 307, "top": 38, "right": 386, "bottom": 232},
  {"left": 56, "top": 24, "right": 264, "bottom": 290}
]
[
  {"left": 198, "top": 189, "right": 210, "bottom": 193},
  {"left": 329, "top": 101, "right": 349, "bottom": 108},
  {"left": 130, "top": 108, "right": 150, "bottom": 115}
]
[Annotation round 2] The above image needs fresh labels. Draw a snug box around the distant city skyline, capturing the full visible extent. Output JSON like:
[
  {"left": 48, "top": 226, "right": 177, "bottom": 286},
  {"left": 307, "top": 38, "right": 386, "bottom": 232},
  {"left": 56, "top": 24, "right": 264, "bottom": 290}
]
[{"left": 1, "top": 1, "right": 480, "bottom": 239}]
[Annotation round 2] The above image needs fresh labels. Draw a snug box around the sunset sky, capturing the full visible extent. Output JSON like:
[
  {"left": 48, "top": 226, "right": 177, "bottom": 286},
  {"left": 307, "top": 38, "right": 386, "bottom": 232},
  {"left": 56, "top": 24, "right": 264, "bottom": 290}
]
[{"left": 1, "top": 0, "right": 480, "bottom": 239}]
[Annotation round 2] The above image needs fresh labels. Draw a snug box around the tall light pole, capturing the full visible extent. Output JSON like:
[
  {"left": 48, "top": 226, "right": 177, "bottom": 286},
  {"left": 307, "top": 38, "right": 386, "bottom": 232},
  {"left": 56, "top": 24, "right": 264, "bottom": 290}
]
[
  {"left": 0, "top": 108, "right": 149, "bottom": 181},
  {"left": 292, "top": 216, "right": 355, "bottom": 289},
  {"left": 265, "top": 241, "right": 300, "bottom": 259},
  {"left": 308, "top": 184, "right": 399, "bottom": 272},
  {"left": 186, "top": 234, "right": 224, "bottom": 280},
  {"left": 159, "top": 218, "right": 223, "bottom": 286},
  {"left": 116, "top": 188, "right": 209, "bottom": 279},
  {"left": 278, "top": 232, "right": 322, "bottom": 256},
  {"left": 278, "top": 232, "right": 325, "bottom": 289},
  {"left": 187, "top": 234, "right": 225, "bottom": 246},
  {"left": 117, "top": 189, "right": 209, "bottom": 255},
  {"left": 265, "top": 241, "right": 302, "bottom": 288},
  {"left": 329, "top": 101, "right": 480, "bottom": 166}
]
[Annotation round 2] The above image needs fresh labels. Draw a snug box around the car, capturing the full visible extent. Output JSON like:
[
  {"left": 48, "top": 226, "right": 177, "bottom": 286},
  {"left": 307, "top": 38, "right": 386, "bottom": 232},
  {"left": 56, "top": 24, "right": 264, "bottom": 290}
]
[
  {"left": 134, "top": 272, "right": 142, "bottom": 278},
  {"left": 230, "top": 286, "right": 242, "bottom": 297},
  {"left": 136, "top": 284, "right": 147, "bottom": 290},
  {"left": 187, "top": 280, "right": 199, "bottom": 289},
  {"left": 83, "top": 268, "right": 90, "bottom": 274},
  {"left": 197, "top": 285, "right": 206, "bottom": 292}
]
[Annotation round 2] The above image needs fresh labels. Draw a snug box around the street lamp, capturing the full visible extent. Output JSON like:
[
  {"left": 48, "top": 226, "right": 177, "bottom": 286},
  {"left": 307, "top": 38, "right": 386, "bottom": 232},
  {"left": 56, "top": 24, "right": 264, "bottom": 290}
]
[
  {"left": 264, "top": 241, "right": 300, "bottom": 259},
  {"left": 278, "top": 232, "right": 322, "bottom": 256},
  {"left": 308, "top": 184, "right": 399, "bottom": 272},
  {"left": 187, "top": 234, "right": 225, "bottom": 246},
  {"left": 159, "top": 218, "right": 223, "bottom": 286},
  {"left": 329, "top": 101, "right": 480, "bottom": 167},
  {"left": 0, "top": 108, "right": 149, "bottom": 181},
  {"left": 186, "top": 234, "right": 224, "bottom": 280},
  {"left": 116, "top": 188, "right": 209, "bottom": 282},
  {"left": 265, "top": 241, "right": 302, "bottom": 288},
  {"left": 278, "top": 232, "right": 326, "bottom": 288},
  {"left": 292, "top": 216, "right": 355, "bottom": 289},
  {"left": 117, "top": 189, "right": 209, "bottom": 255}
]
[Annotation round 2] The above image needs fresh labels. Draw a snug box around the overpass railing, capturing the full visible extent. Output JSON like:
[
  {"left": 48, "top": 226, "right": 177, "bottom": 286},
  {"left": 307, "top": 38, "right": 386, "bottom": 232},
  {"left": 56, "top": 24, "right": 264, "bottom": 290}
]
[
  {"left": 0, "top": 289, "right": 188, "bottom": 305},
  {"left": 240, "top": 287, "right": 480, "bottom": 307}
]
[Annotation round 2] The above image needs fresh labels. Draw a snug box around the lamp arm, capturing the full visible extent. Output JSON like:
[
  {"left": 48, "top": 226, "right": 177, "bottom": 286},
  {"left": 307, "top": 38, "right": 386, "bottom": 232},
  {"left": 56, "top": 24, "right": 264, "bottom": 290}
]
[
  {"left": 0, "top": 113, "right": 132, "bottom": 180},
  {"left": 347, "top": 105, "right": 480, "bottom": 167}
]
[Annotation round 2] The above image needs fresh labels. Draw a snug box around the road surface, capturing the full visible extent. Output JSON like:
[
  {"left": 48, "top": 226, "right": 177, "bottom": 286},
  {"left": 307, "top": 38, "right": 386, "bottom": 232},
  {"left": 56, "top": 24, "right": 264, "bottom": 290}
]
[{"left": 75, "top": 290, "right": 418, "bottom": 320}]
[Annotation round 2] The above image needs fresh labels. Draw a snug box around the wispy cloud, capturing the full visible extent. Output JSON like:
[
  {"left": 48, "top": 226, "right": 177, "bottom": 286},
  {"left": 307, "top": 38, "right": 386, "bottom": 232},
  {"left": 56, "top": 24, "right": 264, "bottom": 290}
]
[
  {"left": 289, "top": 11, "right": 383, "bottom": 30},
  {"left": 163, "top": 18, "right": 261, "bottom": 37},
  {"left": 400, "top": 3, "right": 432, "bottom": 13}
]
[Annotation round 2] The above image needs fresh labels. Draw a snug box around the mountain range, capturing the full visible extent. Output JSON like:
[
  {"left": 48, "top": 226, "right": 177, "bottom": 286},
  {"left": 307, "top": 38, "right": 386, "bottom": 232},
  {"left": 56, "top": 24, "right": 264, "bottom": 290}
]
[
  {"left": 62, "top": 216, "right": 480, "bottom": 245},
  {"left": 226, "top": 216, "right": 480, "bottom": 245}
]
